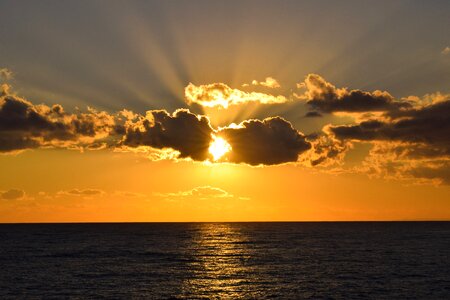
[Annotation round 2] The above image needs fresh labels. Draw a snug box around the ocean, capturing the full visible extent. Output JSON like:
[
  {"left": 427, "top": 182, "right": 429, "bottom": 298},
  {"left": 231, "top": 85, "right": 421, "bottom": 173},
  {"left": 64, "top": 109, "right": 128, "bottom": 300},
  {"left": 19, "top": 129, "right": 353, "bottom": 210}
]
[{"left": 0, "top": 222, "right": 449, "bottom": 299}]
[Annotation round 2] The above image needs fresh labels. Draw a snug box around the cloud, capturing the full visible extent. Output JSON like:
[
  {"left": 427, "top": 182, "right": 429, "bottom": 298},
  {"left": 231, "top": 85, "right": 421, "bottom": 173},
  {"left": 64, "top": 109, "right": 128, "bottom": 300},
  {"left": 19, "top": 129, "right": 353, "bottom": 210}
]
[
  {"left": 218, "top": 117, "right": 311, "bottom": 165},
  {"left": 1, "top": 189, "right": 25, "bottom": 200},
  {"left": 330, "top": 99, "right": 450, "bottom": 153},
  {"left": 248, "top": 77, "right": 281, "bottom": 88},
  {"left": 409, "top": 161, "right": 450, "bottom": 185},
  {"left": 442, "top": 46, "right": 450, "bottom": 55},
  {"left": 57, "top": 189, "right": 105, "bottom": 197},
  {"left": 2, "top": 73, "right": 448, "bottom": 184},
  {"left": 155, "top": 186, "right": 248, "bottom": 200},
  {"left": 121, "top": 109, "right": 214, "bottom": 161},
  {"left": 296, "top": 74, "right": 410, "bottom": 113},
  {"left": 0, "top": 91, "right": 116, "bottom": 153},
  {"left": 184, "top": 82, "right": 288, "bottom": 109},
  {"left": 1, "top": 84, "right": 11, "bottom": 96},
  {"left": 354, "top": 142, "right": 450, "bottom": 185},
  {"left": 304, "top": 111, "right": 322, "bottom": 118},
  {"left": 302, "top": 133, "right": 352, "bottom": 167},
  {"left": 0, "top": 87, "right": 319, "bottom": 167},
  {"left": 112, "top": 191, "right": 147, "bottom": 198},
  {"left": 329, "top": 95, "right": 450, "bottom": 184},
  {"left": 121, "top": 109, "right": 313, "bottom": 166},
  {"left": 0, "top": 68, "right": 13, "bottom": 81},
  {"left": 37, "top": 189, "right": 148, "bottom": 200}
]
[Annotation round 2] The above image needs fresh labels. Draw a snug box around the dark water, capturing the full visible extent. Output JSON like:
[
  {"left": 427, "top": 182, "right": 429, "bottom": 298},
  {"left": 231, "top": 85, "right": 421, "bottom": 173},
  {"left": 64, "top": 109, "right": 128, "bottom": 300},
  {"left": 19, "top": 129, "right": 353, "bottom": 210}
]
[{"left": 0, "top": 222, "right": 449, "bottom": 299}]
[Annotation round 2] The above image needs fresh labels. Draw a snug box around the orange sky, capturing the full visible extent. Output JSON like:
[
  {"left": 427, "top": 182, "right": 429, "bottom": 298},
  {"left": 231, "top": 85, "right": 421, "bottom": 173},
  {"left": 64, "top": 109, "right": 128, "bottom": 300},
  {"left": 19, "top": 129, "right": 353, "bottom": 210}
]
[{"left": 1, "top": 149, "right": 449, "bottom": 222}]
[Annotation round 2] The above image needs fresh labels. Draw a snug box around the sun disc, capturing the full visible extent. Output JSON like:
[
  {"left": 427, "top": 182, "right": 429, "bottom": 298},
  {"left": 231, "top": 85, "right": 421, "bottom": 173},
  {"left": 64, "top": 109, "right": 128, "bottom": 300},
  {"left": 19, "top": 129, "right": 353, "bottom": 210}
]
[{"left": 208, "top": 135, "right": 231, "bottom": 161}]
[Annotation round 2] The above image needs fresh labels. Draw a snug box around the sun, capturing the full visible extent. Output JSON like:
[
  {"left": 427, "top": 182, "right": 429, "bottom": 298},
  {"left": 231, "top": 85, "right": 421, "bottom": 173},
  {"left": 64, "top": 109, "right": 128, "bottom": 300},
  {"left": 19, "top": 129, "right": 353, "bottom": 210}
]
[{"left": 209, "top": 135, "right": 232, "bottom": 161}]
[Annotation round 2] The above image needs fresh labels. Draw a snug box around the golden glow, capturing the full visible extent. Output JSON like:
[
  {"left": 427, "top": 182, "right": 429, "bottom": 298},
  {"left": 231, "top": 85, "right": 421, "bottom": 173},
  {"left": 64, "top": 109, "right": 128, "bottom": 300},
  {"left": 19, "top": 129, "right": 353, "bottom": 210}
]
[
  {"left": 208, "top": 135, "right": 232, "bottom": 161},
  {"left": 184, "top": 82, "right": 288, "bottom": 109},
  {"left": 0, "top": 150, "right": 450, "bottom": 222}
]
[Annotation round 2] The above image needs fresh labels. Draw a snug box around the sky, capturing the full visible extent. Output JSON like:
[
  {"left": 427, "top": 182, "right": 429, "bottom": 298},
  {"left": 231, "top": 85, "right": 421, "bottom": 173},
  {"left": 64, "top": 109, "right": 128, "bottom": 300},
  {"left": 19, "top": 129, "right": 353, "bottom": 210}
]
[{"left": 0, "top": 0, "right": 449, "bottom": 222}]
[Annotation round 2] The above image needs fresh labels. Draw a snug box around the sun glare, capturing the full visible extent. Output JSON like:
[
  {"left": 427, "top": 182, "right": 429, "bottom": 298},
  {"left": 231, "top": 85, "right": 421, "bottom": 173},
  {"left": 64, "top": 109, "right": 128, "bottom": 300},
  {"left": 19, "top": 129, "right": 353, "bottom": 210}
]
[{"left": 209, "top": 135, "right": 232, "bottom": 161}]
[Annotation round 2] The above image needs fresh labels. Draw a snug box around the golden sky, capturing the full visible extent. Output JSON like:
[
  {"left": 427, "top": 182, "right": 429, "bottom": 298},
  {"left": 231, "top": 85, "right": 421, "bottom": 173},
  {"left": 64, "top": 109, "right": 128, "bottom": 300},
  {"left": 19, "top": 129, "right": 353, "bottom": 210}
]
[{"left": 0, "top": 0, "right": 449, "bottom": 222}]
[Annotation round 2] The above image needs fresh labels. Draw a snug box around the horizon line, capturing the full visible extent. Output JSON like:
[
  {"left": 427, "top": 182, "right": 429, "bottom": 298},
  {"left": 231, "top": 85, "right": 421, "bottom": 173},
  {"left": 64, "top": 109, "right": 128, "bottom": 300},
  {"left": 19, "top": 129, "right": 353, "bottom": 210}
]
[{"left": 1, "top": 220, "right": 449, "bottom": 225}]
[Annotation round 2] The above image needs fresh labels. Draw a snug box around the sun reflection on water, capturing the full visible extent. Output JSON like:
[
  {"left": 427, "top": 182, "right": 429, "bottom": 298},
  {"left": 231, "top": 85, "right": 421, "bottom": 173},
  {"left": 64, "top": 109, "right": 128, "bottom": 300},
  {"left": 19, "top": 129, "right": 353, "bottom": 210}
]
[{"left": 179, "top": 223, "right": 262, "bottom": 298}]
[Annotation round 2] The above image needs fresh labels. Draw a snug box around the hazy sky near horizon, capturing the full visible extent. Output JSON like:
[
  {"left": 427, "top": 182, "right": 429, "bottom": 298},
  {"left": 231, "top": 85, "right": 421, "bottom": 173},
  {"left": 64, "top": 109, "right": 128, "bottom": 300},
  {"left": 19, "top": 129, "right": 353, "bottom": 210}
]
[{"left": 1, "top": 0, "right": 449, "bottom": 222}]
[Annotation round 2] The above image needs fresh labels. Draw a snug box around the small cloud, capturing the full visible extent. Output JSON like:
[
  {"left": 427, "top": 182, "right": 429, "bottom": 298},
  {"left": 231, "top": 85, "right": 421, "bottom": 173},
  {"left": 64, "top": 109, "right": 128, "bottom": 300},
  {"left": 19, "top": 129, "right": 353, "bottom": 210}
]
[
  {"left": 442, "top": 46, "right": 450, "bottom": 55},
  {"left": 250, "top": 77, "right": 281, "bottom": 88},
  {"left": 155, "top": 186, "right": 247, "bottom": 201},
  {"left": 58, "top": 189, "right": 105, "bottom": 197},
  {"left": 1, "top": 83, "right": 11, "bottom": 96},
  {"left": 1, "top": 189, "right": 25, "bottom": 200},
  {"left": 296, "top": 82, "right": 306, "bottom": 89},
  {"left": 113, "top": 191, "right": 147, "bottom": 198},
  {"left": 302, "top": 133, "right": 351, "bottom": 167},
  {"left": 0, "top": 68, "right": 13, "bottom": 80},
  {"left": 304, "top": 111, "right": 322, "bottom": 118}
]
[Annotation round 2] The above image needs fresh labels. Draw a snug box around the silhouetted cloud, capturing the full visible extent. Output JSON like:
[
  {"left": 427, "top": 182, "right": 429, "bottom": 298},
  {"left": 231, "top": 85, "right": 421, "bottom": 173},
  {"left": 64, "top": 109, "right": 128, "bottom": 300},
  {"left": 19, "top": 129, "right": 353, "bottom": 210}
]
[
  {"left": 330, "top": 99, "right": 450, "bottom": 153},
  {"left": 304, "top": 111, "right": 322, "bottom": 118},
  {"left": 296, "top": 74, "right": 410, "bottom": 113},
  {"left": 409, "top": 161, "right": 450, "bottom": 185},
  {"left": 330, "top": 95, "right": 450, "bottom": 184},
  {"left": 1, "top": 189, "right": 25, "bottom": 200},
  {"left": 2, "top": 73, "right": 448, "bottom": 184},
  {"left": 0, "top": 87, "right": 315, "bottom": 166},
  {"left": 121, "top": 109, "right": 312, "bottom": 166},
  {"left": 121, "top": 109, "right": 214, "bottom": 161},
  {"left": 0, "top": 92, "right": 115, "bottom": 153},
  {"left": 184, "top": 82, "right": 288, "bottom": 109},
  {"left": 218, "top": 117, "right": 311, "bottom": 165}
]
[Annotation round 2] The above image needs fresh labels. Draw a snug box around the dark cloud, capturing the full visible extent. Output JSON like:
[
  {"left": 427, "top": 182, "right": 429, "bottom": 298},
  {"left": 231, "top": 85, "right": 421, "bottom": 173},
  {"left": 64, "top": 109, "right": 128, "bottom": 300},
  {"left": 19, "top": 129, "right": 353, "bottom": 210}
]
[
  {"left": 304, "top": 111, "right": 322, "bottom": 118},
  {"left": 409, "top": 161, "right": 450, "bottom": 185},
  {"left": 0, "top": 93, "right": 116, "bottom": 152},
  {"left": 299, "top": 74, "right": 410, "bottom": 113},
  {"left": 122, "top": 110, "right": 312, "bottom": 166},
  {"left": 330, "top": 97, "right": 450, "bottom": 184},
  {"left": 356, "top": 142, "right": 450, "bottom": 185},
  {"left": 330, "top": 100, "right": 450, "bottom": 153},
  {"left": 1, "top": 189, "right": 25, "bottom": 200},
  {"left": 304, "top": 133, "right": 351, "bottom": 167},
  {"left": 0, "top": 90, "right": 318, "bottom": 166},
  {"left": 3, "top": 76, "right": 447, "bottom": 182},
  {"left": 0, "top": 135, "right": 41, "bottom": 152},
  {"left": 122, "top": 109, "right": 214, "bottom": 161},
  {"left": 219, "top": 117, "right": 311, "bottom": 165}
]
